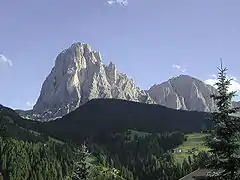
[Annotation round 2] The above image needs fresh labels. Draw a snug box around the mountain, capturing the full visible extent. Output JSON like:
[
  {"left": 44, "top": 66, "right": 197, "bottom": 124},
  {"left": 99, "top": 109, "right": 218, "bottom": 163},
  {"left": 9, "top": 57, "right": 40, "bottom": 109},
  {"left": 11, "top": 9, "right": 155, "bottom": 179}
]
[
  {"left": 3, "top": 99, "right": 212, "bottom": 144},
  {"left": 3, "top": 98, "right": 213, "bottom": 148},
  {"left": 231, "top": 101, "right": 240, "bottom": 117},
  {"left": 31, "top": 43, "right": 154, "bottom": 119},
  {"left": 233, "top": 101, "right": 240, "bottom": 108},
  {"left": 41, "top": 99, "right": 211, "bottom": 143},
  {"left": 17, "top": 42, "right": 235, "bottom": 120},
  {"left": 147, "top": 75, "right": 218, "bottom": 112}
]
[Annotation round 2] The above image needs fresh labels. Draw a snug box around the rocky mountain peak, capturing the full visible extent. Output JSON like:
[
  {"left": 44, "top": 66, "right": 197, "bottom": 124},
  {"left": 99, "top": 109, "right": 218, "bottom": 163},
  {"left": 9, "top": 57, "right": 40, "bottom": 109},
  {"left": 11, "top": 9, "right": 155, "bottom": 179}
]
[
  {"left": 147, "top": 74, "right": 218, "bottom": 112},
  {"left": 20, "top": 43, "right": 235, "bottom": 120},
  {"left": 104, "top": 61, "right": 117, "bottom": 85},
  {"left": 32, "top": 43, "right": 154, "bottom": 119}
]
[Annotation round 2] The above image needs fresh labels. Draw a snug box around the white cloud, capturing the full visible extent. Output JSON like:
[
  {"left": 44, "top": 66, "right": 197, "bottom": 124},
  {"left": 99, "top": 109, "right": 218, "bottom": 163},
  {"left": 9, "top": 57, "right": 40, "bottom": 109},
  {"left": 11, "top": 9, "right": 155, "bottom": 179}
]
[
  {"left": 172, "top": 64, "right": 186, "bottom": 73},
  {"left": 0, "top": 54, "right": 13, "bottom": 66},
  {"left": 106, "top": 0, "right": 128, "bottom": 6},
  {"left": 26, "top": 101, "right": 34, "bottom": 109},
  {"left": 205, "top": 74, "right": 240, "bottom": 94},
  {"left": 211, "top": 74, "right": 217, "bottom": 78}
]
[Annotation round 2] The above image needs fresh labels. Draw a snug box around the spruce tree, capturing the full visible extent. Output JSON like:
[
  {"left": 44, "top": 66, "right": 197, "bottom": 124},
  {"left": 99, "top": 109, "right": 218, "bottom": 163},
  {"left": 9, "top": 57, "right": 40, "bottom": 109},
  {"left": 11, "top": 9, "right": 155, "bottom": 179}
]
[
  {"left": 71, "top": 144, "right": 91, "bottom": 180},
  {"left": 206, "top": 60, "right": 240, "bottom": 180},
  {"left": 0, "top": 121, "right": 7, "bottom": 138}
]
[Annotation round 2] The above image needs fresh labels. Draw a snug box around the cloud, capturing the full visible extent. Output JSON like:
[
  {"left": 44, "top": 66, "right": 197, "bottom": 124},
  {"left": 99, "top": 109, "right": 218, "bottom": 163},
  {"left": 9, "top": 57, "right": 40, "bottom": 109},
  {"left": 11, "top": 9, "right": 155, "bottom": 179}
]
[
  {"left": 0, "top": 54, "right": 13, "bottom": 66},
  {"left": 205, "top": 74, "right": 240, "bottom": 94},
  {"left": 172, "top": 64, "right": 186, "bottom": 73},
  {"left": 106, "top": 0, "right": 128, "bottom": 6},
  {"left": 26, "top": 101, "right": 34, "bottom": 109}
]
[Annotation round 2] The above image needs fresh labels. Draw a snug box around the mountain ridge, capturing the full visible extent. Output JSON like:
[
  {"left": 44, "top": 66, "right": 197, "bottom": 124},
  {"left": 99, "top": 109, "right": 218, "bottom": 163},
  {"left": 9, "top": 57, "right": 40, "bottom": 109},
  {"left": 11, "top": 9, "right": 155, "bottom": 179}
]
[
  {"left": 30, "top": 98, "right": 213, "bottom": 142},
  {"left": 30, "top": 42, "right": 154, "bottom": 119},
  {"left": 147, "top": 74, "right": 218, "bottom": 112},
  {"left": 16, "top": 42, "right": 239, "bottom": 120}
]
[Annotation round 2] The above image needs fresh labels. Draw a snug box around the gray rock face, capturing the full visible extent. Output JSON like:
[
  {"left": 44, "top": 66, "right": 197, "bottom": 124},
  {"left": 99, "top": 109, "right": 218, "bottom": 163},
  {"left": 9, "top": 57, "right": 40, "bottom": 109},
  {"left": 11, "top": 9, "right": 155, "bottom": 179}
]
[
  {"left": 231, "top": 101, "right": 240, "bottom": 117},
  {"left": 147, "top": 75, "right": 218, "bottom": 112},
  {"left": 20, "top": 43, "right": 236, "bottom": 121},
  {"left": 232, "top": 101, "right": 240, "bottom": 108},
  {"left": 33, "top": 43, "right": 154, "bottom": 119}
]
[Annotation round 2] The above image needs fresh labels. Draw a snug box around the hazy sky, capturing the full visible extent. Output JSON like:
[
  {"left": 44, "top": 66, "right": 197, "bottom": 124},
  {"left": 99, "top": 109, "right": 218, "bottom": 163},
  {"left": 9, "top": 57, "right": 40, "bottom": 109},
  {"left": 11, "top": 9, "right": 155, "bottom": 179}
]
[{"left": 1, "top": 0, "right": 240, "bottom": 109}]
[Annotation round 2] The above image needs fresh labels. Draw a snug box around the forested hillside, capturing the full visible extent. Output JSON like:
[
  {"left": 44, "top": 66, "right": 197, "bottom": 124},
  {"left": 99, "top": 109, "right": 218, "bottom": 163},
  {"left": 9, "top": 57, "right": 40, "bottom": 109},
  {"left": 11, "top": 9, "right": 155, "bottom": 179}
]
[
  {"left": 0, "top": 105, "right": 125, "bottom": 180},
  {"left": 0, "top": 102, "right": 212, "bottom": 180},
  {"left": 42, "top": 99, "right": 212, "bottom": 143}
]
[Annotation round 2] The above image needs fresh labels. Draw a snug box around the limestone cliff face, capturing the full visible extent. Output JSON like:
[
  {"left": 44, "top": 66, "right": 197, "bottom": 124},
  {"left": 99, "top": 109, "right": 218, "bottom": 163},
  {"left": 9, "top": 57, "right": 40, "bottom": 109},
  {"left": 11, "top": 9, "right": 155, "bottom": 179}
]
[
  {"left": 232, "top": 101, "right": 240, "bottom": 117},
  {"left": 20, "top": 43, "right": 229, "bottom": 120},
  {"left": 147, "top": 75, "right": 218, "bottom": 112},
  {"left": 232, "top": 101, "right": 240, "bottom": 108},
  {"left": 33, "top": 43, "right": 154, "bottom": 118}
]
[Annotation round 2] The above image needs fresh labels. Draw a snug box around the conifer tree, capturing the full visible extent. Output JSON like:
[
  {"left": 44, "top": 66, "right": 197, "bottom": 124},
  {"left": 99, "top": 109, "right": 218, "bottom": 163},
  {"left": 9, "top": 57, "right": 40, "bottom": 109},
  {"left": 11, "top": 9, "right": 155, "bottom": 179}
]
[
  {"left": 206, "top": 60, "right": 240, "bottom": 180},
  {"left": 71, "top": 144, "right": 91, "bottom": 180},
  {"left": 0, "top": 121, "right": 7, "bottom": 138}
]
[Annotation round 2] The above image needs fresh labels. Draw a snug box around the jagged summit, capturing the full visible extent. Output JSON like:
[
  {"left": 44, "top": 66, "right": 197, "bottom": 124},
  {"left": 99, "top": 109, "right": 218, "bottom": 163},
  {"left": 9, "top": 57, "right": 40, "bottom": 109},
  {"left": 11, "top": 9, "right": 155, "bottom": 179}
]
[
  {"left": 32, "top": 42, "right": 154, "bottom": 119},
  {"left": 18, "top": 42, "right": 230, "bottom": 120}
]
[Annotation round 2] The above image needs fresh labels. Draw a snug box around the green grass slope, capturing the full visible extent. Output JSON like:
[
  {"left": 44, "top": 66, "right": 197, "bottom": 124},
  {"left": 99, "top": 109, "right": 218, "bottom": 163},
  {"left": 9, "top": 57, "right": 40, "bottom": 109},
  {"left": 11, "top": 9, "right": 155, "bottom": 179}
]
[{"left": 173, "top": 133, "right": 210, "bottom": 163}]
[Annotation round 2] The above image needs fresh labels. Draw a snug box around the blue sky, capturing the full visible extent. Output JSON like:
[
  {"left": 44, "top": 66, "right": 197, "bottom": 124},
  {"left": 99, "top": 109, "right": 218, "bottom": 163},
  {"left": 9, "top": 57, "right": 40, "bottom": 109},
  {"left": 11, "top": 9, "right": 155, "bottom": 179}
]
[{"left": 1, "top": 0, "right": 240, "bottom": 109}]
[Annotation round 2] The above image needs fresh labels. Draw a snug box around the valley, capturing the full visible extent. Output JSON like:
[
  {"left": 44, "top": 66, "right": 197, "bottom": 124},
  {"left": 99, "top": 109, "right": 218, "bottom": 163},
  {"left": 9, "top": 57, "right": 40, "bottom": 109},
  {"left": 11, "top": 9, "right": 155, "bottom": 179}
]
[
  {"left": 1, "top": 42, "right": 240, "bottom": 179},
  {"left": 1, "top": 42, "right": 240, "bottom": 180},
  {"left": 2, "top": 0, "right": 240, "bottom": 179}
]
